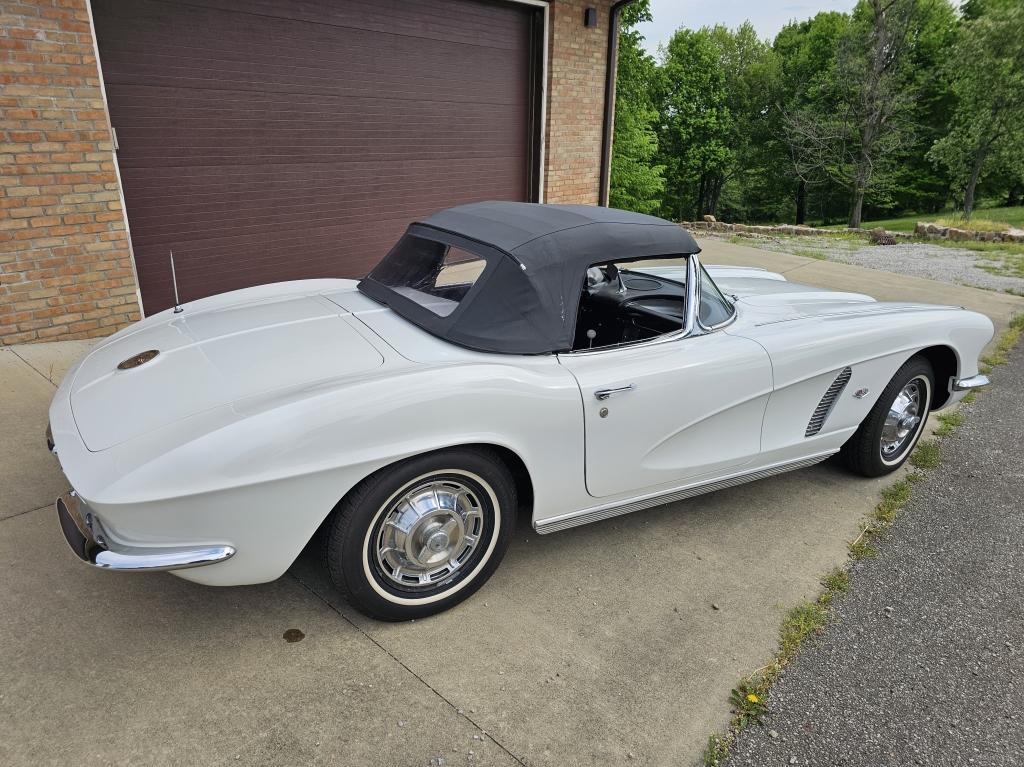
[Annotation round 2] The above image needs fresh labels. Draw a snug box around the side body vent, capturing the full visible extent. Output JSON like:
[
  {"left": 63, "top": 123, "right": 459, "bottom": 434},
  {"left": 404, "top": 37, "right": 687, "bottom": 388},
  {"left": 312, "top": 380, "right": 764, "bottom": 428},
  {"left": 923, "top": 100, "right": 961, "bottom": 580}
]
[{"left": 806, "top": 367, "right": 853, "bottom": 437}]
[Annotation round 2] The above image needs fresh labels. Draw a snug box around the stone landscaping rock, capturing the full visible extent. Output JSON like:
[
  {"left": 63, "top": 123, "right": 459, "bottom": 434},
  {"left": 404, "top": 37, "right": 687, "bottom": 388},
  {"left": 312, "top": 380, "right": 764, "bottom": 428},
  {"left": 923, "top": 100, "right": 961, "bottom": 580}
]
[
  {"left": 868, "top": 228, "right": 897, "bottom": 246},
  {"left": 703, "top": 214, "right": 717, "bottom": 223}
]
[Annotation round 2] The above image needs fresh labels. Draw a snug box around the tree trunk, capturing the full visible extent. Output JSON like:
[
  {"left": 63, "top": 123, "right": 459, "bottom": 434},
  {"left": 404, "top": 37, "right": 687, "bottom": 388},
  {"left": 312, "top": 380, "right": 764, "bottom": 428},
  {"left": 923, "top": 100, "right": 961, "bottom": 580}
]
[
  {"left": 709, "top": 176, "right": 723, "bottom": 217},
  {"left": 849, "top": 176, "right": 867, "bottom": 228},
  {"left": 963, "top": 148, "right": 987, "bottom": 220},
  {"left": 1007, "top": 184, "right": 1022, "bottom": 208},
  {"left": 795, "top": 180, "right": 807, "bottom": 225}
]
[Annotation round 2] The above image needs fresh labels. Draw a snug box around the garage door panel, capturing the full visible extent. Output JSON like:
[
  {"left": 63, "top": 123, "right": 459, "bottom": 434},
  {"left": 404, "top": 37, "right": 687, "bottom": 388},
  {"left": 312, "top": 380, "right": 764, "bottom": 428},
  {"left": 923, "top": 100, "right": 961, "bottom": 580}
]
[
  {"left": 98, "top": 86, "right": 528, "bottom": 120},
  {"left": 109, "top": 0, "right": 531, "bottom": 52},
  {"left": 133, "top": 217, "right": 416, "bottom": 302},
  {"left": 93, "top": 0, "right": 535, "bottom": 314},
  {"left": 117, "top": 158, "right": 529, "bottom": 203},
  {"left": 97, "top": 3, "right": 528, "bottom": 102},
  {"left": 116, "top": 164, "right": 531, "bottom": 246},
  {"left": 111, "top": 126, "right": 526, "bottom": 164}
]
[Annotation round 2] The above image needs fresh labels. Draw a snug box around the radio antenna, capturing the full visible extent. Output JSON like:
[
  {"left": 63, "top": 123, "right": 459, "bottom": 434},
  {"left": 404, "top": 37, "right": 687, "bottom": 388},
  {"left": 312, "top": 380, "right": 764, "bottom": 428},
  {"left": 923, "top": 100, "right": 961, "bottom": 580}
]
[{"left": 169, "top": 249, "right": 183, "bottom": 314}]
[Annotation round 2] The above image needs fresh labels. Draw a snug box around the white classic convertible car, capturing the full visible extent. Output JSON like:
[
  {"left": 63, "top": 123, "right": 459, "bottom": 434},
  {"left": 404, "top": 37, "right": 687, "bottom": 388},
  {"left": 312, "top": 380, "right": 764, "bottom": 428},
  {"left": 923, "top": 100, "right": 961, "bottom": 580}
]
[{"left": 49, "top": 202, "right": 992, "bottom": 620}]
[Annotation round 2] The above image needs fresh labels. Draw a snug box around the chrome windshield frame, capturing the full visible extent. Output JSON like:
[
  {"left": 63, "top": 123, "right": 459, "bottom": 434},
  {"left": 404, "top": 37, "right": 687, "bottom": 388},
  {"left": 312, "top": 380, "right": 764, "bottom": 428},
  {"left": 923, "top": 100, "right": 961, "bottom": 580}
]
[{"left": 681, "top": 251, "right": 699, "bottom": 336}]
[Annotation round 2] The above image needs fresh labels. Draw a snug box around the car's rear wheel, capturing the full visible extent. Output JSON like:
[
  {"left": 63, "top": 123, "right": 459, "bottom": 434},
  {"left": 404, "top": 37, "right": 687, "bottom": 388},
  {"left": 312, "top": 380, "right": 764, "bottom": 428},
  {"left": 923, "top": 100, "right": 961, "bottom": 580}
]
[
  {"left": 841, "top": 356, "right": 934, "bottom": 477},
  {"left": 324, "top": 448, "right": 515, "bottom": 621}
]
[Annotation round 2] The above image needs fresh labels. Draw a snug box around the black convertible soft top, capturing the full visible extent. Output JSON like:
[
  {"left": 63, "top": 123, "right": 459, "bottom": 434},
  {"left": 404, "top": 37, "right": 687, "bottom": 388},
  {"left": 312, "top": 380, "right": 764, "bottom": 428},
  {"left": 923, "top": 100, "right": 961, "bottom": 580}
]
[{"left": 357, "top": 201, "right": 700, "bottom": 354}]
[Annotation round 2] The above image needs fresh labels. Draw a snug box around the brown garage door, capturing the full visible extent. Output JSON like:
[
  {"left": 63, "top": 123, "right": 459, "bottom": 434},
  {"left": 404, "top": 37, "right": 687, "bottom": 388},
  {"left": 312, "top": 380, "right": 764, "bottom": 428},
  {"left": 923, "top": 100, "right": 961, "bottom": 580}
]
[{"left": 92, "top": 0, "right": 539, "bottom": 315}]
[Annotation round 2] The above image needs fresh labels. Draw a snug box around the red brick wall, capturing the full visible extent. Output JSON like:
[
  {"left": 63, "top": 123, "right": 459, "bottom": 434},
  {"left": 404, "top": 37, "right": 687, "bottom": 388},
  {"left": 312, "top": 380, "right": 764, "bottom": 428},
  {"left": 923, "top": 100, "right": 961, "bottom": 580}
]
[
  {"left": 544, "top": 0, "right": 614, "bottom": 205},
  {"left": 0, "top": 0, "right": 139, "bottom": 346}
]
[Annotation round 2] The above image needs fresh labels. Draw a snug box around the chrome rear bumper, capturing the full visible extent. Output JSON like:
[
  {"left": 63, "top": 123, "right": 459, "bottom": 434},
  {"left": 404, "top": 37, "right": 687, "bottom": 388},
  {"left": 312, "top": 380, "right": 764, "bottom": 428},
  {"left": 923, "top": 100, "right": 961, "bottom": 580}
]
[
  {"left": 953, "top": 374, "right": 990, "bottom": 392},
  {"left": 56, "top": 490, "right": 235, "bottom": 572}
]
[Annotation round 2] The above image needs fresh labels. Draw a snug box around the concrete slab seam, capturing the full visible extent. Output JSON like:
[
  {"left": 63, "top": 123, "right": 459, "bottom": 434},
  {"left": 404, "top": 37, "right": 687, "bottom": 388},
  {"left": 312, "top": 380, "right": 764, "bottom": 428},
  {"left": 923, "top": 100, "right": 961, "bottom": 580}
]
[{"left": 288, "top": 572, "right": 529, "bottom": 767}]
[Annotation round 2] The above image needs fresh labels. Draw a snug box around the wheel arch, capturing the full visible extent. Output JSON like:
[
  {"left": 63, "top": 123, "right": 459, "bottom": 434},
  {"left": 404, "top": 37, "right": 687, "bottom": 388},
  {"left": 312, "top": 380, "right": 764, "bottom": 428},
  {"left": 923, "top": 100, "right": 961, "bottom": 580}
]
[
  {"left": 915, "top": 344, "right": 959, "bottom": 409},
  {"left": 319, "top": 441, "right": 536, "bottom": 535},
  {"left": 475, "top": 443, "right": 535, "bottom": 522}
]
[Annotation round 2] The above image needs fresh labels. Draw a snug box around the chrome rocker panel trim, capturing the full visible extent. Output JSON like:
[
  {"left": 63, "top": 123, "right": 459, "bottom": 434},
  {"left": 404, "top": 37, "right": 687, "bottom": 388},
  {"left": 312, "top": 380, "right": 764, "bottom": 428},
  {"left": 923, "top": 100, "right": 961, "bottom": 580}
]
[
  {"left": 56, "top": 490, "right": 235, "bottom": 572},
  {"left": 535, "top": 451, "right": 836, "bottom": 534},
  {"left": 952, "top": 374, "right": 990, "bottom": 391}
]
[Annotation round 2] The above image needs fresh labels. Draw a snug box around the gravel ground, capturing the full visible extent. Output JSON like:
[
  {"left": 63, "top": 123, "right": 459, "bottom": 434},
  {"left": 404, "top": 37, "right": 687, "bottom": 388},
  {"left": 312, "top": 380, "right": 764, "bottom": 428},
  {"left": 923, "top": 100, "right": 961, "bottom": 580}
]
[
  {"left": 724, "top": 340, "right": 1024, "bottom": 767},
  {"left": 726, "top": 233, "right": 1024, "bottom": 294}
]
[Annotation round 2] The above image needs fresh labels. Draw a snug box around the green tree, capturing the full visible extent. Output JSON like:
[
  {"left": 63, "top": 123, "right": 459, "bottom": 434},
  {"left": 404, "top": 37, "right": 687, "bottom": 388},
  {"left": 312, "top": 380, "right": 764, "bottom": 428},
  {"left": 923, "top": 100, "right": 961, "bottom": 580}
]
[
  {"left": 655, "top": 24, "right": 779, "bottom": 221},
  {"left": 781, "top": 0, "right": 952, "bottom": 227},
  {"left": 868, "top": 0, "right": 957, "bottom": 218},
  {"left": 773, "top": 12, "right": 850, "bottom": 223},
  {"left": 609, "top": 0, "right": 665, "bottom": 213},
  {"left": 927, "top": 0, "right": 1024, "bottom": 218},
  {"left": 705, "top": 23, "right": 783, "bottom": 223}
]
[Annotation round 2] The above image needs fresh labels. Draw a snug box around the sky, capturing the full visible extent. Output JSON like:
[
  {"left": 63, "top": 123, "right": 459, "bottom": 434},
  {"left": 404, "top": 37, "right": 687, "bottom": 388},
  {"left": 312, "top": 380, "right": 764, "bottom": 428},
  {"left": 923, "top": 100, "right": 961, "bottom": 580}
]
[{"left": 634, "top": 0, "right": 858, "bottom": 56}]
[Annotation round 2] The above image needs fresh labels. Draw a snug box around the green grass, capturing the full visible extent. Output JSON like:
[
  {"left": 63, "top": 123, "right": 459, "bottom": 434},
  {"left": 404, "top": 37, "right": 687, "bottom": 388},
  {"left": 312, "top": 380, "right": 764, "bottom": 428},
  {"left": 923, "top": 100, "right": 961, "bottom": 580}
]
[
  {"left": 791, "top": 247, "right": 828, "bottom": 260},
  {"left": 848, "top": 477, "right": 916, "bottom": 559},
  {"left": 982, "top": 313, "right": 1024, "bottom": 368},
  {"left": 933, "top": 217, "right": 1009, "bottom": 233},
  {"left": 818, "top": 204, "right": 1024, "bottom": 233},
  {"left": 910, "top": 440, "right": 941, "bottom": 470},
  {"left": 701, "top": 567, "right": 855, "bottom": 766},
  {"left": 935, "top": 410, "right": 967, "bottom": 437}
]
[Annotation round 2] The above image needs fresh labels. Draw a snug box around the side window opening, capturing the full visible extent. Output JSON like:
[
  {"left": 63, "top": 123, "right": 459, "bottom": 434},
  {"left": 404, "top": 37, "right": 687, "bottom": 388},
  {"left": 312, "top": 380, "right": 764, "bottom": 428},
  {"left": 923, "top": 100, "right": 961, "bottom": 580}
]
[
  {"left": 571, "top": 257, "right": 688, "bottom": 351},
  {"left": 367, "top": 235, "right": 487, "bottom": 318}
]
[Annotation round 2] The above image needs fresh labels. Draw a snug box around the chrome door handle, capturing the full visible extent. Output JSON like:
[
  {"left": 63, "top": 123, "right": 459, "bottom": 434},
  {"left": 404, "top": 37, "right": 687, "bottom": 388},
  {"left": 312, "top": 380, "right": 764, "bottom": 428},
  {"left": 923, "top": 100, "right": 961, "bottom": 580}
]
[{"left": 594, "top": 384, "right": 635, "bottom": 401}]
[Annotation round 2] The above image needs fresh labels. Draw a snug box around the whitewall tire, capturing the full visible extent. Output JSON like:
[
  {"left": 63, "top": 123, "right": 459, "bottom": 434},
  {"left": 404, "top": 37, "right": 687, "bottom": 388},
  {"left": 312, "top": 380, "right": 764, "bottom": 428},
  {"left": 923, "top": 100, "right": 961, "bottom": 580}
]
[
  {"left": 842, "top": 356, "right": 934, "bottom": 478},
  {"left": 325, "top": 448, "right": 516, "bottom": 621}
]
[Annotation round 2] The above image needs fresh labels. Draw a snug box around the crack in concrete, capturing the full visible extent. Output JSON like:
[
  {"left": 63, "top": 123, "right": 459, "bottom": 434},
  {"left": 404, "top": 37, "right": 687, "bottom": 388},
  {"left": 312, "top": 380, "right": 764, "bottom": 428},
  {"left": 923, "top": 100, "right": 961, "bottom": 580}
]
[
  {"left": 288, "top": 572, "right": 528, "bottom": 767},
  {"left": 1, "top": 503, "right": 52, "bottom": 523},
  {"left": 7, "top": 347, "right": 59, "bottom": 388}
]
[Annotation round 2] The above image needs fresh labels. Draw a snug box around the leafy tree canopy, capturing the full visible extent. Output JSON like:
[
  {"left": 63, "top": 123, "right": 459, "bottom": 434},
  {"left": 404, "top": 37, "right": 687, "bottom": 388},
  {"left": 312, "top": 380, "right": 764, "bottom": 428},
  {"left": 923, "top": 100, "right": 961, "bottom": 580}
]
[{"left": 608, "top": 0, "right": 1023, "bottom": 225}]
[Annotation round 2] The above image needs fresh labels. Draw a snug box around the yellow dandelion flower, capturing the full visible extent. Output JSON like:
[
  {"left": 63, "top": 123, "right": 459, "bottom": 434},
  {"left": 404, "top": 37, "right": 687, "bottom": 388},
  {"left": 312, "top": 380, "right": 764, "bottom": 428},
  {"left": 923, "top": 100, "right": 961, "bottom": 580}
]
[{"left": 746, "top": 693, "right": 760, "bottom": 704}]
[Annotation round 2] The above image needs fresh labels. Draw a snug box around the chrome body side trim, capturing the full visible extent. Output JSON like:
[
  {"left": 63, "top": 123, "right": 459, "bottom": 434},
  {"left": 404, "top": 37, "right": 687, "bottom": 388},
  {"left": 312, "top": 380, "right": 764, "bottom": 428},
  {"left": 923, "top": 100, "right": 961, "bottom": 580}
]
[
  {"left": 952, "top": 374, "right": 990, "bottom": 391},
  {"left": 534, "top": 452, "right": 836, "bottom": 534},
  {"left": 56, "top": 489, "right": 235, "bottom": 572}
]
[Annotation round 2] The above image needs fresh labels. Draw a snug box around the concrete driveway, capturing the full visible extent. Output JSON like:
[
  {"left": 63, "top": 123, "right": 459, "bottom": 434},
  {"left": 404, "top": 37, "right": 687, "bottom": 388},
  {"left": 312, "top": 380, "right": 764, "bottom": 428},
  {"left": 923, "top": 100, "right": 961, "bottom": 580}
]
[{"left": 2, "top": 243, "right": 1021, "bottom": 767}]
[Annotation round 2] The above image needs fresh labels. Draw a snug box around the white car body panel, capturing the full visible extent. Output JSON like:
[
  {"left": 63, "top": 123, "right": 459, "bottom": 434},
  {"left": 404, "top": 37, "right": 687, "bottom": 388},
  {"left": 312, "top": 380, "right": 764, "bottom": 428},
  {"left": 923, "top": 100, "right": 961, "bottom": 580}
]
[
  {"left": 48, "top": 266, "right": 994, "bottom": 586},
  {"left": 559, "top": 332, "right": 772, "bottom": 496}
]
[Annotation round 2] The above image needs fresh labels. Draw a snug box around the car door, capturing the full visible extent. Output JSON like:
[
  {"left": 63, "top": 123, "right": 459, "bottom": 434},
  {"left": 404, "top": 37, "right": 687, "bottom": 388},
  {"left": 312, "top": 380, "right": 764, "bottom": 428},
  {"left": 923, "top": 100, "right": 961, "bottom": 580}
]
[{"left": 558, "top": 331, "right": 773, "bottom": 498}]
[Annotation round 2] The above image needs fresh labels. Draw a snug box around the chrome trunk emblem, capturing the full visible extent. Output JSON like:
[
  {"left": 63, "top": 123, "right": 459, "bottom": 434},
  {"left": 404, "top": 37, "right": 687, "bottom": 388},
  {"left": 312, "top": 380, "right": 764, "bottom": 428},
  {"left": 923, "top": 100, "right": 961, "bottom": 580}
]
[{"left": 117, "top": 350, "right": 159, "bottom": 370}]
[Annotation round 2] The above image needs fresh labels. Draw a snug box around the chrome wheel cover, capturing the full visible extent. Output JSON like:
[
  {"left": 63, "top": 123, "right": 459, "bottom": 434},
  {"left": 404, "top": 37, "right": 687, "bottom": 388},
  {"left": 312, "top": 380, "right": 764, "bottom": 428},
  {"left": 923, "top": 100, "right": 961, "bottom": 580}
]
[
  {"left": 880, "top": 377, "right": 926, "bottom": 461},
  {"left": 373, "top": 479, "right": 484, "bottom": 589}
]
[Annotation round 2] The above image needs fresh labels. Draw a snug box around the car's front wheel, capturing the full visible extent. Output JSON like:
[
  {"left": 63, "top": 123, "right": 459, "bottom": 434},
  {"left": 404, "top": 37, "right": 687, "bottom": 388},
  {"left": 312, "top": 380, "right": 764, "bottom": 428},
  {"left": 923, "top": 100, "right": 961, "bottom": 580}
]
[
  {"left": 841, "top": 355, "right": 934, "bottom": 477},
  {"left": 324, "top": 447, "right": 515, "bottom": 621}
]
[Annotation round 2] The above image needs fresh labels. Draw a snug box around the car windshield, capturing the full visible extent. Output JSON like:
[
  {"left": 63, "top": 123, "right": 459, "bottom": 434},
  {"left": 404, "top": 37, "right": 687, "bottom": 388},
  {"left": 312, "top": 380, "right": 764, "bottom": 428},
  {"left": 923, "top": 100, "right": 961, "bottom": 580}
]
[
  {"left": 698, "top": 265, "right": 734, "bottom": 327},
  {"left": 365, "top": 234, "right": 488, "bottom": 318}
]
